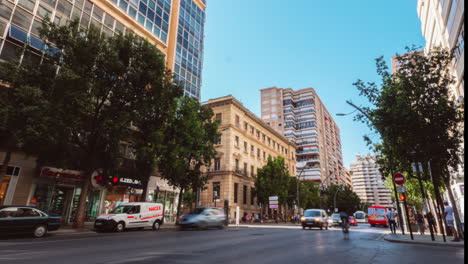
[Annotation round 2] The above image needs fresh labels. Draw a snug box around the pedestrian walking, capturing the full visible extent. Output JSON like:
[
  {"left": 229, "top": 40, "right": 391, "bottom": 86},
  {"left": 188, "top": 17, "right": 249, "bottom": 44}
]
[
  {"left": 416, "top": 211, "right": 425, "bottom": 235},
  {"left": 444, "top": 201, "right": 460, "bottom": 242},
  {"left": 387, "top": 208, "right": 397, "bottom": 234}
]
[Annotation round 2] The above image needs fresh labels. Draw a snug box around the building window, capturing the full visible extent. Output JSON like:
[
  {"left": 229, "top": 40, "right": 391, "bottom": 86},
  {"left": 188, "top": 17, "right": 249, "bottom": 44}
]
[
  {"left": 262, "top": 134, "right": 266, "bottom": 142},
  {"left": 244, "top": 122, "right": 248, "bottom": 130},
  {"left": 216, "top": 135, "right": 222, "bottom": 145},
  {"left": 263, "top": 151, "right": 266, "bottom": 160},
  {"left": 235, "top": 136, "right": 239, "bottom": 147},
  {"left": 235, "top": 159, "right": 239, "bottom": 171},
  {"left": 250, "top": 126, "right": 254, "bottom": 135},
  {"left": 215, "top": 113, "right": 222, "bottom": 122},
  {"left": 213, "top": 182, "right": 220, "bottom": 202},
  {"left": 235, "top": 115, "right": 240, "bottom": 126},
  {"left": 244, "top": 141, "right": 248, "bottom": 152},
  {"left": 251, "top": 166, "right": 255, "bottom": 177},
  {"left": 214, "top": 158, "right": 221, "bottom": 171},
  {"left": 243, "top": 185, "right": 247, "bottom": 204},
  {"left": 446, "top": 0, "right": 458, "bottom": 31},
  {"left": 234, "top": 183, "right": 238, "bottom": 203},
  {"left": 251, "top": 145, "right": 255, "bottom": 155},
  {"left": 257, "top": 148, "right": 261, "bottom": 158},
  {"left": 244, "top": 163, "right": 248, "bottom": 175},
  {"left": 455, "top": 25, "right": 464, "bottom": 61},
  {"left": 251, "top": 188, "right": 255, "bottom": 205}
]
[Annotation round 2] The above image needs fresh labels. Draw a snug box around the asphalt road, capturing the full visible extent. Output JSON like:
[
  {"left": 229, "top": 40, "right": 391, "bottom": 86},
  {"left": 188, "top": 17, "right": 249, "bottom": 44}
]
[{"left": 0, "top": 225, "right": 463, "bottom": 264}]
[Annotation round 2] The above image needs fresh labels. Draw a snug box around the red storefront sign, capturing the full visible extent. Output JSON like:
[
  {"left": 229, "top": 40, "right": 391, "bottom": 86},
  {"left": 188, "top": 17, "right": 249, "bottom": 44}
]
[{"left": 39, "top": 167, "right": 84, "bottom": 182}]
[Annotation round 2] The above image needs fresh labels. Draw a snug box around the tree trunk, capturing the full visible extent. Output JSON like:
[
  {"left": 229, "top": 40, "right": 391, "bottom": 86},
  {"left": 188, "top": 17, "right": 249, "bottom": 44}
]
[
  {"left": 73, "top": 172, "right": 91, "bottom": 228},
  {"left": 432, "top": 178, "right": 448, "bottom": 240},
  {"left": 140, "top": 179, "right": 149, "bottom": 202},
  {"left": 0, "top": 151, "right": 12, "bottom": 203},
  {"left": 176, "top": 187, "right": 184, "bottom": 219},
  {"left": 443, "top": 178, "right": 464, "bottom": 239}
]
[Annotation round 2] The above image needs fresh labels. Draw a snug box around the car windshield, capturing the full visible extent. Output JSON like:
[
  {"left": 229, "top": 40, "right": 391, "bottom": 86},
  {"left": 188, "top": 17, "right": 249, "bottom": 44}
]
[
  {"left": 110, "top": 206, "right": 134, "bottom": 214},
  {"left": 355, "top": 212, "right": 365, "bottom": 219},
  {"left": 189, "top": 208, "right": 205, "bottom": 215},
  {"left": 332, "top": 214, "right": 341, "bottom": 219},
  {"left": 304, "top": 211, "right": 320, "bottom": 217}
]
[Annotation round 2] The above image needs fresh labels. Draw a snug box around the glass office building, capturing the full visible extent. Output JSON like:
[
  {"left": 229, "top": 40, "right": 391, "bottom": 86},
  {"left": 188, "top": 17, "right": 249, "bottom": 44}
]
[{"left": 0, "top": 0, "right": 206, "bottom": 99}]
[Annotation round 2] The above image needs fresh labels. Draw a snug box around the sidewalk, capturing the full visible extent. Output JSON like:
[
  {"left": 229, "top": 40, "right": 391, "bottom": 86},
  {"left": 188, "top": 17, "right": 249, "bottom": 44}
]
[{"left": 384, "top": 233, "right": 465, "bottom": 248}]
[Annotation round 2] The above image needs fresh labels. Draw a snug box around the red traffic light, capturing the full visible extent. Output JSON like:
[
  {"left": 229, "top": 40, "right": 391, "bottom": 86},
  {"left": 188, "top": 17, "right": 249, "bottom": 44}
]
[
  {"left": 112, "top": 176, "right": 119, "bottom": 184},
  {"left": 94, "top": 175, "right": 103, "bottom": 184},
  {"left": 399, "top": 194, "right": 407, "bottom": 201}
]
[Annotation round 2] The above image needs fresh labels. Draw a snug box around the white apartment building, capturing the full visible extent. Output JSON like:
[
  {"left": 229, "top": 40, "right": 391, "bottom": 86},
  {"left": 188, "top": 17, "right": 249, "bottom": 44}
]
[
  {"left": 417, "top": 0, "right": 464, "bottom": 222},
  {"left": 350, "top": 155, "right": 392, "bottom": 207},
  {"left": 261, "top": 87, "right": 344, "bottom": 185}
]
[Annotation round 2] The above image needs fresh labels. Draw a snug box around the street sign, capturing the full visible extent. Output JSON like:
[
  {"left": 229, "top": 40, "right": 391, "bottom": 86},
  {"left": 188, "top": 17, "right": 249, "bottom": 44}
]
[
  {"left": 269, "top": 200, "right": 278, "bottom": 205},
  {"left": 396, "top": 186, "right": 406, "bottom": 193},
  {"left": 269, "top": 205, "right": 279, "bottom": 209},
  {"left": 393, "top": 173, "right": 406, "bottom": 185},
  {"left": 269, "top": 196, "right": 278, "bottom": 201}
]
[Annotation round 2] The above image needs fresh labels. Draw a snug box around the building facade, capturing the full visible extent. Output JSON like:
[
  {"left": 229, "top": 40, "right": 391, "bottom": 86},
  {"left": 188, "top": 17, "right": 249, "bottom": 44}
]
[
  {"left": 0, "top": 0, "right": 206, "bottom": 98},
  {"left": 417, "top": 0, "right": 464, "bottom": 101},
  {"left": 417, "top": 0, "right": 464, "bottom": 223},
  {"left": 260, "top": 87, "right": 345, "bottom": 186},
  {"left": 201, "top": 95, "right": 296, "bottom": 220},
  {"left": 350, "top": 155, "right": 392, "bottom": 208},
  {"left": 0, "top": 0, "right": 206, "bottom": 220},
  {"left": 343, "top": 168, "right": 353, "bottom": 188}
]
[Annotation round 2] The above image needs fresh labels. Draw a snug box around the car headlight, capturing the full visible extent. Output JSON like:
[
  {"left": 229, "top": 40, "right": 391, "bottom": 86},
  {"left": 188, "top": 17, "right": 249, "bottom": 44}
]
[
  {"left": 104, "top": 216, "right": 113, "bottom": 220},
  {"left": 300, "top": 217, "right": 306, "bottom": 222},
  {"left": 338, "top": 220, "right": 342, "bottom": 223},
  {"left": 314, "top": 218, "right": 320, "bottom": 222}
]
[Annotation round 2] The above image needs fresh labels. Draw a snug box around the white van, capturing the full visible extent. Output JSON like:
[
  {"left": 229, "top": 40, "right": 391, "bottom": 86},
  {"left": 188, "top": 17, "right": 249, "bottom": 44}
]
[{"left": 94, "top": 202, "right": 164, "bottom": 232}]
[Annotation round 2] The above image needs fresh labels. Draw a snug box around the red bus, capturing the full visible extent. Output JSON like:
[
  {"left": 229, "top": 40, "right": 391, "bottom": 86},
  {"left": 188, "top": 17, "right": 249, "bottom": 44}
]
[{"left": 367, "top": 206, "right": 388, "bottom": 227}]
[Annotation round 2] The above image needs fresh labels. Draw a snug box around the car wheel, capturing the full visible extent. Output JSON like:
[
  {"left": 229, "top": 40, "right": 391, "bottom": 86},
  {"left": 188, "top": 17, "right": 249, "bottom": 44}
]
[
  {"left": 325, "top": 224, "right": 328, "bottom": 230},
  {"left": 309, "top": 227, "right": 312, "bottom": 230},
  {"left": 218, "top": 222, "right": 224, "bottom": 229},
  {"left": 302, "top": 226, "right": 305, "bottom": 230},
  {"left": 33, "top": 225, "right": 48, "bottom": 238},
  {"left": 320, "top": 224, "right": 323, "bottom": 230},
  {"left": 152, "top": 220, "right": 161, "bottom": 231},
  {"left": 115, "top": 222, "right": 125, "bottom": 232}
]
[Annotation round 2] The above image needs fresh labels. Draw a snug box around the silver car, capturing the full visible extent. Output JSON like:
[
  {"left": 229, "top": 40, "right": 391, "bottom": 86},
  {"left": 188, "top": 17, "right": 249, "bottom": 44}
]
[
  {"left": 300, "top": 209, "right": 329, "bottom": 230},
  {"left": 177, "top": 207, "right": 226, "bottom": 229}
]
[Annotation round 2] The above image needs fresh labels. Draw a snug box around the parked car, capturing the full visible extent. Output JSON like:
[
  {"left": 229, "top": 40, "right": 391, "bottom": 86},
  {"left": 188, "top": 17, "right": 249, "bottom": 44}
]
[
  {"left": 300, "top": 209, "right": 329, "bottom": 230},
  {"left": 94, "top": 202, "right": 164, "bottom": 232},
  {"left": 0, "top": 206, "right": 61, "bottom": 238},
  {"left": 177, "top": 207, "right": 225, "bottom": 229},
  {"left": 349, "top": 216, "right": 358, "bottom": 226},
  {"left": 330, "top": 213, "right": 342, "bottom": 227}
]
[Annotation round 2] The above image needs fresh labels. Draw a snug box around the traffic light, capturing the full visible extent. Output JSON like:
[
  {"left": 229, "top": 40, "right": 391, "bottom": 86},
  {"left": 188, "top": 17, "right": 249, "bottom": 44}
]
[
  {"left": 94, "top": 175, "right": 103, "bottom": 184},
  {"left": 111, "top": 176, "right": 120, "bottom": 185},
  {"left": 399, "top": 193, "right": 407, "bottom": 201}
]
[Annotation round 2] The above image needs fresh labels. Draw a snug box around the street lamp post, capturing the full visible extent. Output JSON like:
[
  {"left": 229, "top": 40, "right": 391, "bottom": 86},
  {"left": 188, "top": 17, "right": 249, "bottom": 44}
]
[
  {"left": 337, "top": 100, "right": 407, "bottom": 236},
  {"left": 296, "top": 161, "right": 318, "bottom": 216}
]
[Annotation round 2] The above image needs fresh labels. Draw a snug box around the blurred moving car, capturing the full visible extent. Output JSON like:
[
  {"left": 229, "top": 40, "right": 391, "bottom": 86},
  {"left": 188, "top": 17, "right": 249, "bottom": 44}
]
[
  {"left": 349, "top": 216, "right": 358, "bottom": 226},
  {"left": 0, "top": 206, "right": 61, "bottom": 238},
  {"left": 94, "top": 202, "right": 164, "bottom": 232},
  {"left": 330, "top": 213, "right": 342, "bottom": 227},
  {"left": 300, "top": 209, "right": 329, "bottom": 230},
  {"left": 177, "top": 207, "right": 225, "bottom": 229}
]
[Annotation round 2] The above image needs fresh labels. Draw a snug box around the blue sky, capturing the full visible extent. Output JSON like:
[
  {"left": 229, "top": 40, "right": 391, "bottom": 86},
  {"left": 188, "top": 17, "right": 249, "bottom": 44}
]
[{"left": 200, "top": 0, "right": 425, "bottom": 168}]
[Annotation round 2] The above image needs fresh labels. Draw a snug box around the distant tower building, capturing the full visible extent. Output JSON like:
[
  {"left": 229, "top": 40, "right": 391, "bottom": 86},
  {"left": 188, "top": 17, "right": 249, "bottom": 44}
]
[
  {"left": 260, "top": 87, "right": 344, "bottom": 185},
  {"left": 350, "top": 155, "right": 392, "bottom": 207}
]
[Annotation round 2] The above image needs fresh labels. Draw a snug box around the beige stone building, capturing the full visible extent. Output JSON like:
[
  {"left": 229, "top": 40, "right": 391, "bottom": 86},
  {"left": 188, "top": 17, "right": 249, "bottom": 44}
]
[
  {"left": 201, "top": 95, "right": 296, "bottom": 219},
  {"left": 343, "top": 168, "right": 353, "bottom": 189},
  {"left": 261, "top": 87, "right": 345, "bottom": 186}
]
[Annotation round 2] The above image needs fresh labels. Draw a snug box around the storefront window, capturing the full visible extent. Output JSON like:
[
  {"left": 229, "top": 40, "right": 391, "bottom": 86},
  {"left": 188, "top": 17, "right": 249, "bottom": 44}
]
[
  {"left": 0, "top": 166, "right": 20, "bottom": 205},
  {"left": 154, "top": 190, "right": 177, "bottom": 222}
]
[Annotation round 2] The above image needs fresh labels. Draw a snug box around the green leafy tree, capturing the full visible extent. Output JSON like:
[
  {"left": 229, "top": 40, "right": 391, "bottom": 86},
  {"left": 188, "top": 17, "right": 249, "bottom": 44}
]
[
  {"left": 322, "top": 184, "right": 361, "bottom": 215},
  {"left": 287, "top": 178, "right": 320, "bottom": 212},
  {"left": 0, "top": 63, "right": 50, "bottom": 189},
  {"left": 158, "top": 97, "right": 220, "bottom": 218},
  {"left": 255, "top": 156, "right": 291, "bottom": 214},
  {"left": 353, "top": 46, "right": 464, "bottom": 237}
]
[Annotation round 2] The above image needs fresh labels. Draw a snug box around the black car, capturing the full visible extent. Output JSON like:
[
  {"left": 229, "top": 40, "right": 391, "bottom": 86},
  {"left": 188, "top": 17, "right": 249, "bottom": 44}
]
[{"left": 0, "top": 206, "right": 62, "bottom": 238}]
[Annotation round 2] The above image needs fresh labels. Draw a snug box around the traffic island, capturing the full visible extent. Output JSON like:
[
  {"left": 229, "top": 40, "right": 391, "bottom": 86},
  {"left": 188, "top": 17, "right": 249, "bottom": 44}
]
[{"left": 383, "top": 233, "right": 464, "bottom": 248}]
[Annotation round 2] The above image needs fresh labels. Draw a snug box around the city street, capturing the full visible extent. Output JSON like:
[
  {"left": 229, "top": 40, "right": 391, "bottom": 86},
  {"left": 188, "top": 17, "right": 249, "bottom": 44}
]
[{"left": 0, "top": 225, "right": 463, "bottom": 264}]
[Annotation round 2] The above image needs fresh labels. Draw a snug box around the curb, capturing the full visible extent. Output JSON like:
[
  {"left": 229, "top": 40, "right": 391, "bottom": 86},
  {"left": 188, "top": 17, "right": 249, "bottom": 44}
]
[{"left": 383, "top": 236, "right": 464, "bottom": 248}]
